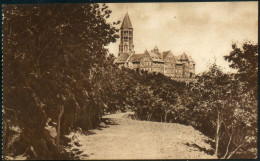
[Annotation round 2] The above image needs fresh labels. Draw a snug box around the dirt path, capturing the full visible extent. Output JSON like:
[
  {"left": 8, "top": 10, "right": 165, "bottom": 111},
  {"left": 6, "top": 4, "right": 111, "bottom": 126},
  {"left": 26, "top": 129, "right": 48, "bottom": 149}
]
[{"left": 66, "top": 112, "right": 216, "bottom": 159}]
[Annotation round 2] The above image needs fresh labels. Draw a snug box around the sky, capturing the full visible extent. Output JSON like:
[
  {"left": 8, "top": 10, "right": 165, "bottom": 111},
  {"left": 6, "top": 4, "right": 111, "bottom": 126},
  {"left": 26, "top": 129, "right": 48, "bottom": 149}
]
[{"left": 105, "top": 2, "right": 258, "bottom": 74}]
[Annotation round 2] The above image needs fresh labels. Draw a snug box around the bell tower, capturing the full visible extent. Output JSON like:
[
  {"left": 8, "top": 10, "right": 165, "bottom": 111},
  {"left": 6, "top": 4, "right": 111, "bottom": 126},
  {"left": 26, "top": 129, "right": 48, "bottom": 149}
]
[{"left": 118, "top": 12, "right": 134, "bottom": 56}]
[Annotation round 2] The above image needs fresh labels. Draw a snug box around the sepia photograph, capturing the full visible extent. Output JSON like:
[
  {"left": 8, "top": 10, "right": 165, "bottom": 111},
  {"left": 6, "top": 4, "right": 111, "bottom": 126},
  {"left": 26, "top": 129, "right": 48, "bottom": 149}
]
[{"left": 2, "top": 1, "right": 258, "bottom": 160}]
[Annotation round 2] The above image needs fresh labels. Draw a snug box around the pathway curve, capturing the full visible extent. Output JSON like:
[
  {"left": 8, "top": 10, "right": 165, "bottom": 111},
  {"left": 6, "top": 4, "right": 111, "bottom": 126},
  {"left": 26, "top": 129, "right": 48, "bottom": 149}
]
[{"left": 66, "top": 112, "right": 216, "bottom": 159}]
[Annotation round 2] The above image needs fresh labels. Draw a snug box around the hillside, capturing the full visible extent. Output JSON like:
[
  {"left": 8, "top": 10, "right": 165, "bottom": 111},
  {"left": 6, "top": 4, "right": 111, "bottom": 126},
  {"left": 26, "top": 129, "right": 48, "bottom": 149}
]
[{"left": 66, "top": 112, "right": 217, "bottom": 159}]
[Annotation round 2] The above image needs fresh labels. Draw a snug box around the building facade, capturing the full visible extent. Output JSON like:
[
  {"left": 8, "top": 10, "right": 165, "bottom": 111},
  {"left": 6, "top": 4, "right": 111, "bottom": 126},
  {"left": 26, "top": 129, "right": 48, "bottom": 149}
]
[{"left": 115, "top": 13, "right": 196, "bottom": 81}]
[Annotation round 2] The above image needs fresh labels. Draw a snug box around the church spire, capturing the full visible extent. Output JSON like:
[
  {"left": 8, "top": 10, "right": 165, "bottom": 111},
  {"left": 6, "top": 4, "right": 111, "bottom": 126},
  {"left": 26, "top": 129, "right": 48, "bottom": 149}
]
[
  {"left": 118, "top": 12, "right": 135, "bottom": 56},
  {"left": 120, "top": 12, "right": 133, "bottom": 29}
]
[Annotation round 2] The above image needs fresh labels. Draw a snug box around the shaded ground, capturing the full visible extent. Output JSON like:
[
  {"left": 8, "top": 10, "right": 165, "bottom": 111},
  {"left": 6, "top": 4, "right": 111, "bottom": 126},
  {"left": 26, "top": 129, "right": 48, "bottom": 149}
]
[{"left": 66, "top": 112, "right": 217, "bottom": 159}]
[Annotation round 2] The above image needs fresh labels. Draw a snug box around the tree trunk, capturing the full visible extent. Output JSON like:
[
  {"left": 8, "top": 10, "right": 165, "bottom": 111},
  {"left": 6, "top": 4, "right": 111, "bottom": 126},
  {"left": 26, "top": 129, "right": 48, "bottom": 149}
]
[
  {"left": 148, "top": 113, "right": 152, "bottom": 121},
  {"left": 222, "top": 135, "right": 232, "bottom": 159},
  {"left": 56, "top": 105, "right": 64, "bottom": 145},
  {"left": 222, "top": 125, "right": 234, "bottom": 159},
  {"left": 215, "top": 111, "right": 221, "bottom": 157},
  {"left": 227, "top": 144, "right": 243, "bottom": 159},
  {"left": 164, "top": 110, "right": 168, "bottom": 122}
]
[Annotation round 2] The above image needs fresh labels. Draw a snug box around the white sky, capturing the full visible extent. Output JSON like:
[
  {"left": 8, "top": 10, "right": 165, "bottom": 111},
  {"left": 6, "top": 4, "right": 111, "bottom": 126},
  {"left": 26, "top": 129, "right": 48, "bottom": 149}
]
[{"left": 105, "top": 2, "right": 258, "bottom": 74}]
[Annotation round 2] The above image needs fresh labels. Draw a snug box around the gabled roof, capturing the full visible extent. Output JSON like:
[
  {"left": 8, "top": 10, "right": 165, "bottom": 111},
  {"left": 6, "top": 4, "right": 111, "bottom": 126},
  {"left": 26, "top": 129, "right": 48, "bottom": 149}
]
[
  {"left": 120, "top": 13, "right": 133, "bottom": 29},
  {"left": 153, "top": 46, "right": 159, "bottom": 52},
  {"left": 129, "top": 53, "right": 145, "bottom": 62},
  {"left": 115, "top": 49, "right": 195, "bottom": 65},
  {"left": 188, "top": 56, "right": 195, "bottom": 64},
  {"left": 151, "top": 46, "right": 162, "bottom": 58},
  {"left": 115, "top": 53, "right": 130, "bottom": 63},
  {"left": 162, "top": 50, "right": 176, "bottom": 59},
  {"left": 157, "top": 52, "right": 163, "bottom": 59},
  {"left": 162, "top": 51, "right": 170, "bottom": 59},
  {"left": 148, "top": 51, "right": 164, "bottom": 63},
  {"left": 180, "top": 52, "right": 189, "bottom": 61}
]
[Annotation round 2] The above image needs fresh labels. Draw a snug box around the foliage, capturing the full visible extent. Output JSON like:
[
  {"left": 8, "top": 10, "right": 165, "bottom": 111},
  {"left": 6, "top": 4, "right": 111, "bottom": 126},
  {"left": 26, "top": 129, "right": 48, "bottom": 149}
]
[
  {"left": 3, "top": 3, "right": 257, "bottom": 159},
  {"left": 3, "top": 3, "right": 119, "bottom": 159},
  {"left": 120, "top": 42, "right": 257, "bottom": 159},
  {"left": 224, "top": 41, "right": 258, "bottom": 96},
  {"left": 187, "top": 63, "right": 257, "bottom": 158}
]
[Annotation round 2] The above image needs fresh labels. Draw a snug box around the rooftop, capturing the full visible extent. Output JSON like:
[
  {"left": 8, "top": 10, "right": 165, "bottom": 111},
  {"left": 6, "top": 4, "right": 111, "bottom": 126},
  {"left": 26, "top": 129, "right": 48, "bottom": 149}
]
[{"left": 120, "top": 13, "right": 133, "bottom": 29}]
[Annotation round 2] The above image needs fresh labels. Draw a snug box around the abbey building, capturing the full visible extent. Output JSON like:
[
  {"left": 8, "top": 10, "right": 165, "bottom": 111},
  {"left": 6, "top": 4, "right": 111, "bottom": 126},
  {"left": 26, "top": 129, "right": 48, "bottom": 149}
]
[{"left": 115, "top": 13, "right": 196, "bottom": 81}]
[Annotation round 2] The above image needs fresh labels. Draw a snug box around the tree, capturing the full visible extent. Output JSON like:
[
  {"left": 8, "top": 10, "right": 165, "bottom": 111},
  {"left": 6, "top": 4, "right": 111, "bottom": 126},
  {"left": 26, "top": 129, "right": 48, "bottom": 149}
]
[
  {"left": 224, "top": 41, "right": 258, "bottom": 97},
  {"left": 222, "top": 41, "right": 258, "bottom": 158},
  {"left": 190, "top": 62, "right": 257, "bottom": 159},
  {"left": 153, "top": 83, "right": 178, "bottom": 122},
  {"left": 3, "top": 3, "right": 119, "bottom": 159},
  {"left": 193, "top": 64, "right": 231, "bottom": 157}
]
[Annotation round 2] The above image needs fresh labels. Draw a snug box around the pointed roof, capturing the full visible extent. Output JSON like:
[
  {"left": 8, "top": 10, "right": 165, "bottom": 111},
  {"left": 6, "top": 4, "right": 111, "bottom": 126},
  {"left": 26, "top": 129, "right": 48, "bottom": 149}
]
[
  {"left": 188, "top": 56, "right": 195, "bottom": 64},
  {"left": 180, "top": 52, "right": 189, "bottom": 61},
  {"left": 121, "top": 13, "right": 133, "bottom": 29},
  {"left": 175, "top": 55, "right": 183, "bottom": 64},
  {"left": 115, "top": 53, "right": 130, "bottom": 64},
  {"left": 162, "top": 51, "right": 171, "bottom": 59},
  {"left": 153, "top": 46, "right": 159, "bottom": 51},
  {"left": 151, "top": 46, "right": 163, "bottom": 58}
]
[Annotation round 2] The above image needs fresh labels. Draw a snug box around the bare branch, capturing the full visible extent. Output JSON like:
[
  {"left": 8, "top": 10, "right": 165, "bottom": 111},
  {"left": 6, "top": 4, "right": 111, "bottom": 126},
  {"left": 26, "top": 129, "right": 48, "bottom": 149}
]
[
  {"left": 227, "top": 143, "right": 244, "bottom": 159},
  {"left": 223, "top": 128, "right": 233, "bottom": 159}
]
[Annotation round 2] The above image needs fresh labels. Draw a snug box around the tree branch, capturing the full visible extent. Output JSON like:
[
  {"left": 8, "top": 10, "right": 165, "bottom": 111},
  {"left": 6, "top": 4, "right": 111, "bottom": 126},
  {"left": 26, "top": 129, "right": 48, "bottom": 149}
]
[
  {"left": 227, "top": 143, "right": 244, "bottom": 159},
  {"left": 223, "top": 128, "right": 233, "bottom": 159}
]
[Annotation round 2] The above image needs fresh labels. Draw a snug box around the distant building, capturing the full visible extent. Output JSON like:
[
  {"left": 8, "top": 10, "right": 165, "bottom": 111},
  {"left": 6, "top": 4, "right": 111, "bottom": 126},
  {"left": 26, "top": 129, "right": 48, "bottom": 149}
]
[{"left": 115, "top": 13, "right": 196, "bottom": 81}]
